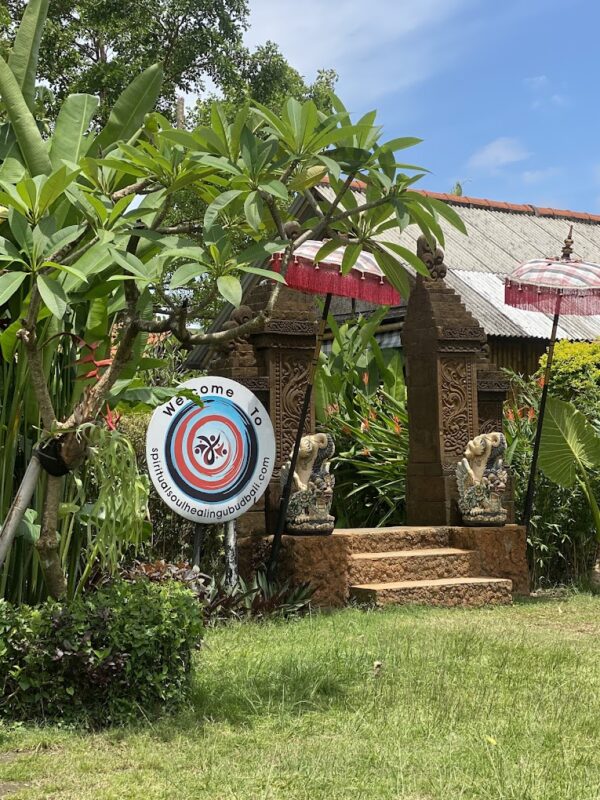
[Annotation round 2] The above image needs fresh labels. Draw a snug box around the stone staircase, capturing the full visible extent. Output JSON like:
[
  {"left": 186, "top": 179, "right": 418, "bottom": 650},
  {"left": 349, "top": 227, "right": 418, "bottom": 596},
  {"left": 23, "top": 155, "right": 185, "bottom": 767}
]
[{"left": 341, "top": 526, "right": 513, "bottom": 608}]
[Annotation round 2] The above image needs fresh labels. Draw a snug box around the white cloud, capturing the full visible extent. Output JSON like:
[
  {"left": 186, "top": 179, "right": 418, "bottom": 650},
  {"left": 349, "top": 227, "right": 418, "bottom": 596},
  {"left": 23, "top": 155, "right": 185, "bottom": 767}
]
[
  {"left": 524, "top": 74, "right": 569, "bottom": 111},
  {"left": 244, "top": 0, "right": 475, "bottom": 106},
  {"left": 524, "top": 75, "right": 548, "bottom": 90},
  {"left": 467, "top": 137, "right": 530, "bottom": 172},
  {"left": 522, "top": 167, "right": 561, "bottom": 185}
]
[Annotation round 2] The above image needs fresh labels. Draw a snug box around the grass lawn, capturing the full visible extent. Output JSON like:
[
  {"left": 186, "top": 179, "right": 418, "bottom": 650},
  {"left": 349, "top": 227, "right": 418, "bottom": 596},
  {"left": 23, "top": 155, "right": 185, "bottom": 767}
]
[{"left": 2, "top": 593, "right": 600, "bottom": 799}]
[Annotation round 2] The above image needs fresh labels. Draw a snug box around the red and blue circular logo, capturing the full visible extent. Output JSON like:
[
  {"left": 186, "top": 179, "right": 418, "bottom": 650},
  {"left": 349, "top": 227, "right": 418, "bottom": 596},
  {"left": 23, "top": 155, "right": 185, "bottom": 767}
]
[{"left": 146, "top": 378, "right": 276, "bottom": 523}]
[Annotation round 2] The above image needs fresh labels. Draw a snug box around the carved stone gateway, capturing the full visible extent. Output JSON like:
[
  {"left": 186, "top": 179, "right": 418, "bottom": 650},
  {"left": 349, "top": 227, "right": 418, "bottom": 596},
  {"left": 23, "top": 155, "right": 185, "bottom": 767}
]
[
  {"left": 208, "top": 283, "right": 318, "bottom": 534},
  {"left": 403, "top": 237, "right": 511, "bottom": 525}
]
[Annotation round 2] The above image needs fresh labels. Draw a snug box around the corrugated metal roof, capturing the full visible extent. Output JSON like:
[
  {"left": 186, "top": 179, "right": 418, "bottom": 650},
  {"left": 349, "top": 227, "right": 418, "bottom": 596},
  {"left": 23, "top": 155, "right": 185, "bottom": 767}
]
[{"left": 316, "top": 185, "right": 600, "bottom": 340}]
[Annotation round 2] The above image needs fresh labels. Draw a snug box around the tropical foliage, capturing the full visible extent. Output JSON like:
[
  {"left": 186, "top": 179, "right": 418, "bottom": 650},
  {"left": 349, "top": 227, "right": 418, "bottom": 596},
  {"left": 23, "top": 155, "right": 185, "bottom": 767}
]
[
  {"left": 504, "top": 370, "right": 600, "bottom": 586},
  {"left": 318, "top": 313, "right": 408, "bottom": 528}
]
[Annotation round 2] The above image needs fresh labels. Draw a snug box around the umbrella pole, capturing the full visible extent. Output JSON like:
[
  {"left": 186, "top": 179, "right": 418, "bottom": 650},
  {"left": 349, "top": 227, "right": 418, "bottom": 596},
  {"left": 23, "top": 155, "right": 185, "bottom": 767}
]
[
  {"left": 522, "top": 294, "right": 562, "bottom": 530},
  {"left": 267, "top": 293, "right": 333, "bottom": 581}
]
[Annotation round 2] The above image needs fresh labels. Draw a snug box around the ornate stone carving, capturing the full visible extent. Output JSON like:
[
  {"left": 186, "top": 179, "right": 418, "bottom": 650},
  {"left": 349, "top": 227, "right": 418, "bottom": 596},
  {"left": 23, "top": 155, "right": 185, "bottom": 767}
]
[
  {"left": 280, "top": 433, "right": 335, "bottom": 535},
  {"left": 441, "top": 327, "right": 486, "bottom": 340},
  {"left": 274, "top": 353, "right": 313, "bottom": 469},
  {"left": 417, "top": 234, "right": 447, "bottom": 280},
  {"left": 440, "top": 358, "right": 473, "bottom": 469},
  {"left": 456, "top": 432, "right": 508, "bottom": 526},
  {"left": 264, "top": 319, "right": 317, "bottom": 336}
]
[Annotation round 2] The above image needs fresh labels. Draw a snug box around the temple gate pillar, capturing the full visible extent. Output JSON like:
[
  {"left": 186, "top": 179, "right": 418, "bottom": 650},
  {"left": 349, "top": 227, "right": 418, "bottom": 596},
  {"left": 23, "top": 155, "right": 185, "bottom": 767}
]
[
  {"left": 403, "top": 238, "right": 487, "bottom": 525},
  {"left": 207, "top": 284, "right": 317, "bottom": 534}
]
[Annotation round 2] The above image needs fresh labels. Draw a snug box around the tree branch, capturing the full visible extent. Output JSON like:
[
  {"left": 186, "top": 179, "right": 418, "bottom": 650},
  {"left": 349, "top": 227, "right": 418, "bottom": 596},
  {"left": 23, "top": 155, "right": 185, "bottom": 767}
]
[{"left": 111, "top": 179, "right": 153, "bottom": 201}]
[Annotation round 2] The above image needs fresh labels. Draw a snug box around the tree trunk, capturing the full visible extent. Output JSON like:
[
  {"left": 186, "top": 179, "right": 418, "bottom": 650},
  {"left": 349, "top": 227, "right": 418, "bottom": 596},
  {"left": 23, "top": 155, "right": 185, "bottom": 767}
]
[
  {"left": 36, "top": 474, "right": 67, "bottom": 599},
  {"left": 0, "top": 456, "right": 42, "bottom": 570}
]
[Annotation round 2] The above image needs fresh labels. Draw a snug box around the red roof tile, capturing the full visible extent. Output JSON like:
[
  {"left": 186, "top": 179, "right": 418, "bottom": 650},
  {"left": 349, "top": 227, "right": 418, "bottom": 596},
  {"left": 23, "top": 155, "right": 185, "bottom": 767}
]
[{"left": 320, "top": 177, "right": 600, "bottom": 224}]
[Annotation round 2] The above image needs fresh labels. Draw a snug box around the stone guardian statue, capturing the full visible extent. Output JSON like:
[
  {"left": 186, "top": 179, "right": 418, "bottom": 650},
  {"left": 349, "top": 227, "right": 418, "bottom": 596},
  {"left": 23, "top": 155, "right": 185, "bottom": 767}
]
[
  {"left": 280, "top": 433, "right": 336, "bottom": 535},
  {"left": 456, "top": 432, "right": 508, "bottom": 526}
]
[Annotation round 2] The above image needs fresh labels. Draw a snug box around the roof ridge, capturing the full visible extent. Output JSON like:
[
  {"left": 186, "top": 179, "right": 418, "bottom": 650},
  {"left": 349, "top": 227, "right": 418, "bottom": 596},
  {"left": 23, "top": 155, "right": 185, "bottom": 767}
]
[{"left": 318, "top": 177, "right": 600, "bottom": 224}]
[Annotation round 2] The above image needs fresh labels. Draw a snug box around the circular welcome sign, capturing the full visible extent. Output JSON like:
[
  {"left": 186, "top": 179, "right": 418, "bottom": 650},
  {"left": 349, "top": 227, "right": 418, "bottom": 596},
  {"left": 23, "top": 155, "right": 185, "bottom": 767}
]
[{"left": 146, "top": 377, "right": 276, "bottom": 523}]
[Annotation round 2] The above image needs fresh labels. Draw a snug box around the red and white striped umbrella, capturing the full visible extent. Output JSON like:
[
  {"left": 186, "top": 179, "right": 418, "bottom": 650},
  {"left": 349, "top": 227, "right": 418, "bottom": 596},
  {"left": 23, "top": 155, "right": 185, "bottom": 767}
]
[
  {"left": 272, "top": 240, "right": 400, "bottom": 306},
  {"left": 505, "top": 230, "right": 600, "bottom": 316},
  {"left": 505, "top": 257, "right": 600, "bottom": 315}
]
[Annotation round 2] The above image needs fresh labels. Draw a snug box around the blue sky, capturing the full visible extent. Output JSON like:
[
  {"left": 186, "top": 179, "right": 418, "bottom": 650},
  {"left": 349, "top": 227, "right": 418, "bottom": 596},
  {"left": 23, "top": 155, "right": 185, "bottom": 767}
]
[{"left": 245, "top": 0, "right": 599, "bottom": 212}]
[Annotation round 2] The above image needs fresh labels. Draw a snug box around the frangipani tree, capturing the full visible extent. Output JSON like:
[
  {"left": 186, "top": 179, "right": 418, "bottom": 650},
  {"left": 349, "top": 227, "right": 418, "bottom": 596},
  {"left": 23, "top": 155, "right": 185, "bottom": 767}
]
[{"left": 0, "top": 0, "right": 465, "bottom": 598}]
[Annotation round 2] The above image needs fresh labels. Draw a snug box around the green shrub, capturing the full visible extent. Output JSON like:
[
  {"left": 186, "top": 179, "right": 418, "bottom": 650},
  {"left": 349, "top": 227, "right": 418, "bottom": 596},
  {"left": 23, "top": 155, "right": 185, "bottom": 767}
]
[
  {"left": 0, "top": 580, "right": 203, "bottom": 726},
  {"left": 122, "top": 560, "right": 314, "bottom": 624},
  {"left": 504, "top": 371, "right": 599, "bottom": 586},
  {"left": 538, "top": 340, "right": 600, "bottom": 419}
]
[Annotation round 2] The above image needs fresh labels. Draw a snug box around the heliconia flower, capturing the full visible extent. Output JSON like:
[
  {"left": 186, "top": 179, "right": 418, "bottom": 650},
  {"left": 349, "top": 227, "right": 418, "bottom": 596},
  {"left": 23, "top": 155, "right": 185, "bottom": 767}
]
[
  {"left": 369, "top": 408, "right": 377, "bottom": 420},
  {"left": 394, "top": 421, "right": 402, "bottom": 435},
  {"left": 527, "top": 407, "right": 536, "bottom": 420},
  {"left": 361, "top": 447, "right": 371, "bottom": 457},
  {"left": 360, "top": 418, "right": 370, "bottom": 432},
  {"left": 537, "top": 376, "right": 545, "bottom": 388},
  {"left": 517, "top": 407, "right": 524, "bottom": 418},
  {"left": 342, "top": 424, "right": 352, "bottom": 435},
  {"left": 505, "top": 408, "right": 515, "bottom": 421},
  {"left": 103, "top": 403, "right": 122, "bottom": 431},
  {"left": 362, "top": 372, "right": 369, "bottom": 386},
  {"left": 326, "top": 403, "right": 340, "bottom": 416}
]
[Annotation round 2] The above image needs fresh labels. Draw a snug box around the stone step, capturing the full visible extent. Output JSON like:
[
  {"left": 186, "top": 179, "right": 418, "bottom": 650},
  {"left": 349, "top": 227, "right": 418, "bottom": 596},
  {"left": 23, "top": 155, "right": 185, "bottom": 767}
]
[
  {"left": 349, "top": 576, "right": 513, "bottom": 608},
  {"left": 333, "top": 526, "right": 450, "bottom": 554},
  {"left": 348, "top": 547, "right": 481, "bottom": 584}
]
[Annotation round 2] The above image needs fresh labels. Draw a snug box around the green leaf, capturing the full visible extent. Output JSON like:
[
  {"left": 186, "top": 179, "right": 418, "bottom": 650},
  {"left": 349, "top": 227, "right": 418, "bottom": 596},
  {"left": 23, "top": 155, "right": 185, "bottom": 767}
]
[
  {"left": 373, "top": 250, "right": 410, "bottom": 298},
  {"left": 109, "top": 247, "right": 148, "bottom": 279},
  {"left": 93, "top": 64, "right": 164, "bottom": 154},
  {"left": 8, "top": 209, "right": 32, "bottom": 252},
  {"left": 8, "top": 0, "right": 49, "bottom": 111},
  {"left": 217, "top": 275, "right": 243, "bottom": 307},
  {"left": 341, "top": 243, "right": 361, "bottom": 275},
  {"left": 170, "top": 262, "right": 207, "bottom": 289},
  {"left": 378, "top": 137, "right": 422, "bottom": 153},
  {"left": 380, "top": 241, "right": 430, "bottom": 277},
  {"left": 314, "top": 239, "right": 343, "bottom": 263},
  {"left": 244, "top": 191, "right": 264, "bottom": 231},
  {"left": 259, "top": 179, "right": 288, "bottom": 201},
  {"left": 37, "top": 274, "right": 67, "bottom": 318},
  {"left": 204, "top": 189, "right": 242, "bottom": 229},
  {"left": 237, "top": 266, "right": 286, "bottom": 283},
  {"left": 423, "top": 196, "right": 468, "bottom": 235},
  {"left": 86, "top": 297, "right": 108, "bottom": 337},
  {"left": 539, "top": 396, "right": 600, "bottom": 487},
  {"left": 0, "top": 58, "right": 51, "bottom": 176},
  {"left": 43, "top": 261, "right": 88, "bottom": 283},
  {"left": 50, "top": 94, "right": 99, "bottom": 167},
  {"left": 0, "top": 317, "right": 22, "bottom": 360},
  {"left": 0, "top": 271, "right": 27, "bottom": 305},
  {"left": 38, "top": 165, "right": 79, "bottom": 215}
]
